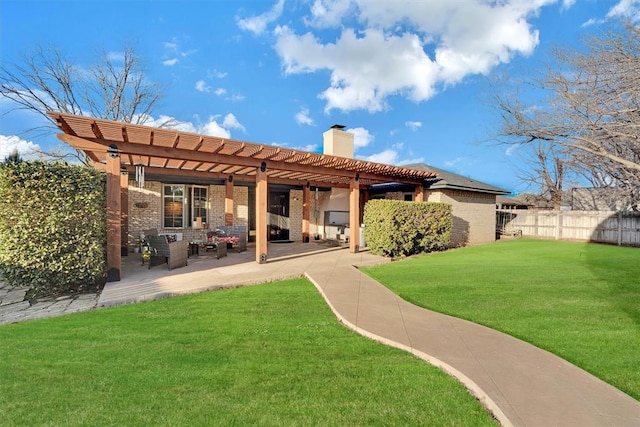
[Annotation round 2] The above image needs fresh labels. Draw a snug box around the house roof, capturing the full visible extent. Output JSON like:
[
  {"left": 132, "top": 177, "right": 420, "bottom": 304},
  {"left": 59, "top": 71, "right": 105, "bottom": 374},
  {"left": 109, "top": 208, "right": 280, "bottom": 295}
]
[
  {"left": 48, "top": 112, "right": 436, "bottom": 189},
  {"left": 496, "top": 195, "right": 532, "bottom": 208},
  {"left": 405, "top": 164, "right": 510, "bottom": 195}
]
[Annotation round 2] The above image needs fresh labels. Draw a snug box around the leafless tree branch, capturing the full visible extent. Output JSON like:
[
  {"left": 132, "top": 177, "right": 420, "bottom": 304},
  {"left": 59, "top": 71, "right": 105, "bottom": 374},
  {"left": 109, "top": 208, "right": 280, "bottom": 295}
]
[
  {"left": 493, "top": 20, "right": 640, "bottom": 207},
  {"left": 0, "top": 44, "right": 164, "bottom": 163}
]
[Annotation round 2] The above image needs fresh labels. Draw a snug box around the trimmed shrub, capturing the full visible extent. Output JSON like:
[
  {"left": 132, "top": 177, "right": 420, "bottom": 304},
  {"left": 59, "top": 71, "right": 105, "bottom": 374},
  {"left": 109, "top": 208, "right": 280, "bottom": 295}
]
[
  {"left": 0, "top": 161, "right": 107, "bottom": 298},
  {"left": 363, "top": 199, "right": 452, "bottom": 257}
]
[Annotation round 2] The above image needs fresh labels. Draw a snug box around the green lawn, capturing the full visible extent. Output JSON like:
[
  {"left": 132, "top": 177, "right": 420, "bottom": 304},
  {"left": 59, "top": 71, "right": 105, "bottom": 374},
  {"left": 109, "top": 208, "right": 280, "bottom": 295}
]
[
  {"left": 0, "top": 278, "right": 496, "bottom": 426},
  {"left": 362, "top": 239, "right": 640, "bottom": 400}
]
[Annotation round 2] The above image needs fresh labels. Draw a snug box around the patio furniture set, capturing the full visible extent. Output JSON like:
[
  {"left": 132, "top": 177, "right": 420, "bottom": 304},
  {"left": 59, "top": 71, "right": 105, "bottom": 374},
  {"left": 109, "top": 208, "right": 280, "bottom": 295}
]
[{"left": 140, "top": 227, "right": 247, "bottom": 271}]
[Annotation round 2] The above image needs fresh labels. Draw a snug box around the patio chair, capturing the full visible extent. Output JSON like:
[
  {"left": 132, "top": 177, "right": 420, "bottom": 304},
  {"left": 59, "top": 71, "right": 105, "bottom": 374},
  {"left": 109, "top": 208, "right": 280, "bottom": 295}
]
[
  {"left": 147, "top": 235, "right": 188, "bottom": 270},
  {"left": 205, "top": 231, "right": 227, "bottom": 259}
]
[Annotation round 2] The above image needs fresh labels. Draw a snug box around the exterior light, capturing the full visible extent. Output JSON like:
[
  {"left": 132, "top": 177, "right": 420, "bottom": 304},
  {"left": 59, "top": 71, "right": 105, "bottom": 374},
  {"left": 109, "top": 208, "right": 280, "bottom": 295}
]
[
  {"left": 260, "top": 161, "right": 267, "bottom": 172},
  {"left": 107, "top": 144, "right": 118, "bottom": 158}
]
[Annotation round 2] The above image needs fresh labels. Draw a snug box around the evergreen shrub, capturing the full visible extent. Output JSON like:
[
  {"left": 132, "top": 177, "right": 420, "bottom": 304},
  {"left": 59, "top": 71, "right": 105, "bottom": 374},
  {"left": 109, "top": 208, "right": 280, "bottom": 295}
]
[
  {"left": 363, "top": 199, "right": 452, "bottom": 257},
  {"left": 0, "top": 161, "right": 107, "bottom": 298}
]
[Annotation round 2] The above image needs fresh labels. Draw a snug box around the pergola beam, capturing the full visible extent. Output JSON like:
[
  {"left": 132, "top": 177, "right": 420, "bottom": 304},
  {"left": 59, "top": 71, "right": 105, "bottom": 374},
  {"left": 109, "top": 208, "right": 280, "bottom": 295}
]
[{"left": 58, "top": 133, "right": 427, "bottom": 186}]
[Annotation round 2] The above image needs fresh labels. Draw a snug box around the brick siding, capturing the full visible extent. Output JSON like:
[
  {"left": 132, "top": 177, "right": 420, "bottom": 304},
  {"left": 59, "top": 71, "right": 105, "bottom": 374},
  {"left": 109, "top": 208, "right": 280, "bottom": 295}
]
[{"left": 426, "top": 189, "right": 497, "bottom": 246}]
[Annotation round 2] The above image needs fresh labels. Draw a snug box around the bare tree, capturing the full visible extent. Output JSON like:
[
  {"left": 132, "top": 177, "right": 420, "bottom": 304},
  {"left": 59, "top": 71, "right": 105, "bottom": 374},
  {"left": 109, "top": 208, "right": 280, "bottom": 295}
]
[
  {"left": 512, "top": 141, "right": 569, "bottom": 209},
  {"left": 0, "top": 45, "right": 163, "bottom": 161},
  {"left": 495, "top": 20, "right": 640, "bottom": 207}
]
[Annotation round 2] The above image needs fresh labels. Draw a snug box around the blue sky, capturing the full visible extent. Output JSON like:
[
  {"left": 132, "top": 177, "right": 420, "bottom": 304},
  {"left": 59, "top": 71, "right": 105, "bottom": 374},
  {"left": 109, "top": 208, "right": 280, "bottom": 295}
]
[{"left": 1, "top": 0, "right": 638, "bottom": 194}]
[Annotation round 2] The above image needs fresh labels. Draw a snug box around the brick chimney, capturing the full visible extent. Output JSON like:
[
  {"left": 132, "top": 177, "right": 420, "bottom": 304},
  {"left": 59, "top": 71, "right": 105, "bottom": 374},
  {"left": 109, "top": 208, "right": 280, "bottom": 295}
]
[{"left": 323, "top": 124, "right": 354, "bottom": 159}]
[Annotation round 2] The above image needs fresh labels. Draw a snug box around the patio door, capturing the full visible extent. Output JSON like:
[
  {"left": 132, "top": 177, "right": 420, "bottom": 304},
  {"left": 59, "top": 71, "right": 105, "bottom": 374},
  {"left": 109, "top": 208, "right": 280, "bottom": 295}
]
[{"left": 268, "top": 191, "right": 290, "bottom": 241}]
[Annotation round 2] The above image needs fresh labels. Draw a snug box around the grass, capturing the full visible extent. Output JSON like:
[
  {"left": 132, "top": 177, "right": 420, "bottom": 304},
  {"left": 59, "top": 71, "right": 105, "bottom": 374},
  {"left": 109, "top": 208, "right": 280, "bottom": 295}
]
[
  {"left": 0, "top": 278, "right": 497, "bottom": 426},
  {"left": 362, "top": 239, "right": 640, "bottom": 400}
]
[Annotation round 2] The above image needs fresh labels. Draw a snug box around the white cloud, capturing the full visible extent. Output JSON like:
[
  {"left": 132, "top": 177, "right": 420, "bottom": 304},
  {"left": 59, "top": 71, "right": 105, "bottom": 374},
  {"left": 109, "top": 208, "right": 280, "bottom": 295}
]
[
  {"left": 347, "top": 127, "right": 373, "bottom": 150},
  {"left": 298, "top": 144, "right": 319, "bottom": 152},
  {"left": 607, "top": 0, "right": 640, "bottom": 20},
  {"left": 223, "top": 113, "right": 246, "bottom": 132},
  {"left": 208, "top": 69, "right": 228, "bottom": 79},
  {"left": 214, "top": 88, "right": 227, "bottom": 96},
  {"left": 106, "top": 51, "right": 125, "bottom": 62},
  {"left": 141, "top": 114, "right": 232, "bottom": 138},
  {"left": 358, "top": 148, "right": 424, "bottom": 165},
  {"left": 305, "top": 0, "right": 353, "bottom": 28},
  {"left": 397, "top": 156, "right": 425, "bottom": 166},
  {"left": 237, "top": 0, "right": 285, "bottom": 35},
  {"left": 162, "top": 38, "right": 196, "bottom": 66},
  {"left": 581, "top": 18, "right": 599, "bottom": 27},
  {"left": 405, "top": 121, "right": 422, "bottom": 131},
  {"left": 276, "top": 27, "right": 439, "bottom": 112},
  {"left": 361, "top": 149, "right": 398, "bottom": 164},
  {"left": 200, "top": 120, "right": 231, "bottom": 138},
  {"left": 195, "top": 80, "right": 211, "bottom": 92},
  {"left": 444, "top": 157, "right": 464, "bottom": 167},
  {"left": 0, "top": 135, "right": 41, "bottom": 159},
  {"left": 295, "top": 108, "right": 315, "bottom": 126},
  {"left": 505, "top": 144, "right": 520, "bottom": 156},
  {"left": 228, "top": 94, "right": 246, "bottom": 102},
  {"left": 272, "top": 0, "right": 553, "bottom": 112}
]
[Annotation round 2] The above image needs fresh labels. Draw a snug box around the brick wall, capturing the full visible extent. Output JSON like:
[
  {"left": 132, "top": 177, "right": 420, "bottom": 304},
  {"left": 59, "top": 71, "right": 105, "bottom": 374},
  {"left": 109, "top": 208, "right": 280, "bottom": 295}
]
[
  {"left": 234, "top": 186, "right": 249, "bottom": 227},
  {"left": 426, "top": 189, "right": 497, "bottom": 246},
  {"left": 209, "top": 185, "right": 225, "bottom": 227},
  {"left": 385, "top": 191, "right": 404, "bottom": 200},
  {"left": 289, "top": 189, "right": 303, "bottom": 241},
  {"left": 128, "top": 181, "right": 162, "bottom": 248}
]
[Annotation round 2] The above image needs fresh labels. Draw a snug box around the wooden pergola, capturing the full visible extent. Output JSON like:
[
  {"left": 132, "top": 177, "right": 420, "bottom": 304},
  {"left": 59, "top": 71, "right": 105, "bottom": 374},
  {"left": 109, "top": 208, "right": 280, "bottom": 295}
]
[{"left": 48, "top": 112, "right": 436, "bottom": 281}]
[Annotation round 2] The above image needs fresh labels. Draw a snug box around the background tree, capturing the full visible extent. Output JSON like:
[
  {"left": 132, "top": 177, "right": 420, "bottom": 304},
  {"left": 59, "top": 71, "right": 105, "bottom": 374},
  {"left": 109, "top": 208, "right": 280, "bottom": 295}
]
[
  {"left": 512, "top": 141, "right": 569, "bottom": 209},
  {"left": 3, "top": 149, "right": 23, "bottom": 164},
  {"left": 495, "top": 20, "right": 640, "bottom": 209},
  {"left": 0, "top": 45, "right": 163, "bottom": 162}
]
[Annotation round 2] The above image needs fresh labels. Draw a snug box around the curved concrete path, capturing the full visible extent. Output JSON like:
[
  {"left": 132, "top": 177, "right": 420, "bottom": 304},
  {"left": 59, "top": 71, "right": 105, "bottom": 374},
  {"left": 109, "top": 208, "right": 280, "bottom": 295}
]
[{"left": 303, "top": 251, "right": 640, "bottom": 427}]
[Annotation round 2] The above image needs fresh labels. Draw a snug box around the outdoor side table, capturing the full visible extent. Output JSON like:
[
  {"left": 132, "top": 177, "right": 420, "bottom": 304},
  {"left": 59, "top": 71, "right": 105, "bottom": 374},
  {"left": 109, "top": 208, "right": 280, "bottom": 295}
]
[{"left": 188, "top": 242, "right": 200, "bottom": 257}]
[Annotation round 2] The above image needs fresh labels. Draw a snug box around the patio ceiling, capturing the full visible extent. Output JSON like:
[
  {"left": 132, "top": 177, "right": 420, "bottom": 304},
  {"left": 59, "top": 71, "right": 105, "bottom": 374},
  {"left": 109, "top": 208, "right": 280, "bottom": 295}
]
[{"left": 48, "top": 112, "right": 436, "bottom": 188}]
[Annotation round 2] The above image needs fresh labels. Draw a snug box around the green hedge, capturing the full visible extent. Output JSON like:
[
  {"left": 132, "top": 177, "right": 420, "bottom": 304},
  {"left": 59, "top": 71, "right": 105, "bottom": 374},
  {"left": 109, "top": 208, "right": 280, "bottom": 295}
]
[
  {"left": 0, "top": 161, "right": 107, "bottom": 298},
  {"left": 363, "top": 199, "right": 452, "bottom": 257}
]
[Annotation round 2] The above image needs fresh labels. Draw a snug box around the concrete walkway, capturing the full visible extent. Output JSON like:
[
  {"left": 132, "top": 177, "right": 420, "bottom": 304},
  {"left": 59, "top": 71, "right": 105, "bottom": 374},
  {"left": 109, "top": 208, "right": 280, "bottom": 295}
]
[
  {"left": 303, "top": 249, "right": 640, "bottom": 427},
  {"left": 2, "top": 243, "right": 639, "bottom": 426}
]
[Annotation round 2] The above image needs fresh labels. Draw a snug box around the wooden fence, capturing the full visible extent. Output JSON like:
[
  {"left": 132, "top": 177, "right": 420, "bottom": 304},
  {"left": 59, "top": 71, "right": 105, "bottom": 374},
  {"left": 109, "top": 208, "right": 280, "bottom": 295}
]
[{"left": 496, "top": 210, "right": 640, "bottom": 247}]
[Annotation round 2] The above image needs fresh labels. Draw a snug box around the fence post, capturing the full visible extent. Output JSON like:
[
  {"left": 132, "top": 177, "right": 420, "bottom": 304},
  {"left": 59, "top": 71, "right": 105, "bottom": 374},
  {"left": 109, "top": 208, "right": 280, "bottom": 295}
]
[
  {"left": 555, "top": 211, "right": 562, "bottom": 240},
  {"left": 618, "top": 211, "right": 623, "bottom": 246}
]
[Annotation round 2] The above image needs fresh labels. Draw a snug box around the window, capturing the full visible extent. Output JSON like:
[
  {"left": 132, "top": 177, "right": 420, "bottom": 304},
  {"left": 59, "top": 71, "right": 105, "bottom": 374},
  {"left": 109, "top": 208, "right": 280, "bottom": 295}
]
[
  {"left": 163, "top": 185, "right": 208, "bottom": 228},
  {"left": 192, "top": 186, "right": 208, "bottom": 226},
  {"left": 404, "top": 193, "right": 414, "bottom": 201},
  {"left": 163, "top": 185, "right": 184, "bottom": 228}
]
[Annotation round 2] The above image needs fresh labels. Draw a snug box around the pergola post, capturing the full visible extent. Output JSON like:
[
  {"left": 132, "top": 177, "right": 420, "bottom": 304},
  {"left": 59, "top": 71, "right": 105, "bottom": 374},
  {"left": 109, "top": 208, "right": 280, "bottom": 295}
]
[
  {"left": 120, "top": 170, "right": 129, "bottom": 256},
  {"left": 106, "top": 145, "right": 122, "bottom": 281},
  {"left": 302, "top": 183, "right": 310, "bottom": 242},
  {"left": 349, "top": 175, "right": 360, "bottom": 253},
  {"left": 225, "top": 176, "right": 234, "bottom": 226},
  {"left": 256, "top": 163, "right": 268, "bottom": 263},
  {"left": 414, "top": 185, "right": 424, "bottom": 202}
]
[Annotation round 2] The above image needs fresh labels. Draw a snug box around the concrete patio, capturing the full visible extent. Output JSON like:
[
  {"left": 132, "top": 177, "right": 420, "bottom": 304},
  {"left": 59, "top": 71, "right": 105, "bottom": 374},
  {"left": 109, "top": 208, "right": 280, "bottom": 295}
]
[{"left": 99, "top": 240, "right": 369, "bottom": 307}]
